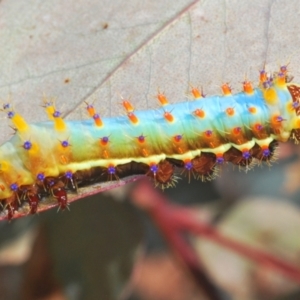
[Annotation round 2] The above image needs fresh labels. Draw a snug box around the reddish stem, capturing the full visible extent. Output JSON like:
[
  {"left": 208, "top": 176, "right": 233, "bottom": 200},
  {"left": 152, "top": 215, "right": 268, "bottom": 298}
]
[
  {"left": 131, "top": 179, "right": 300, "bottom": 285},
  {"left": 131, "top": 179, "right": 223, "bottom": 300}
]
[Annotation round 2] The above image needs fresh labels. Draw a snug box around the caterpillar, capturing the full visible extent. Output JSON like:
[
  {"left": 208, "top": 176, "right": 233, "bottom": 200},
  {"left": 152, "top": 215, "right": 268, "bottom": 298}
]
[{"left": 0, "top": 65, "right": 300, "bottom": 220}]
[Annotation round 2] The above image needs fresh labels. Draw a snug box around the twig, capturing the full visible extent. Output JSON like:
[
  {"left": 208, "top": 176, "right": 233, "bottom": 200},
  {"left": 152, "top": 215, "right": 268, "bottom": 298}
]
[{"left": 131, "top": 179, "right": 300, "bottom": 288}]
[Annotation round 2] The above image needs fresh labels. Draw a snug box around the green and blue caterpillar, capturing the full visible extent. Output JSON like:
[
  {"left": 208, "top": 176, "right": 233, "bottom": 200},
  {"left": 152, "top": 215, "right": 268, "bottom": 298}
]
[{"left": 1, "top": 65, "right": 300, "bottom": 219}]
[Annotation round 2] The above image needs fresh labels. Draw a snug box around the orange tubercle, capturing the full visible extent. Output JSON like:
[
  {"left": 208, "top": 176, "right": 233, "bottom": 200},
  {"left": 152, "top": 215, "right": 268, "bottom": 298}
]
[
  {"left": 173, "top": 134, "right": 183, "bottom": 143},
  {"left": 253, "top": 123, "right": 263, "bottom": 132},
  {"left": 271, "top": 115, "right": 285, "bottom": 130},
  {"left": 226, "top": 107, "right": 235, "bottom": 116},
  {"left": 128, "top": 112, "right": 139, "bottom": 124},
  {"left": 243, "top": 80, "right": 254, "bottom": 94},
  {"left": 122, "top": 100, "right": 134, "bottom": 112},
  {"left": 221, "top": 83, "right": 232, "bottom": 96},
  {"left": 164, "top": 111, "right": 174, "bottom": 122},
  {"left": 232, "top": 126, "right": 242, "bottom": 135},
  {"left": 193, "top": 108, "right": 205, "bottom": 118},
  {"left": 259, "top": 68, "right": 267, "bottom": 83},
  {"left": 84, "top": 103, "right": 103, "bottom": 127},
  {"left": 137, "top": 135, "right": 146, "bottom": 144},
  {"left": 85, "top": 103, "right": 96, "bottom": 117},
  {"left": 248, "top": 106, "right": 257, "bottom": 114},
  {"left": 204, "top": 130, "right": 213, "bottom": 138},
  {"left": 157, "top": 92, "right": 169, "bottom": 106},
  {"left": 93, "top": 114, "right": 103, "bottom": 127},
  {"left": 100, "top": 136, "right": 109, "bottom": 146},
  {"left": 190, "top": 86, "right": 202, "bottom": 99},
  {"left": 275, "top": 72, "right": 286, "bottom": 87}
]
